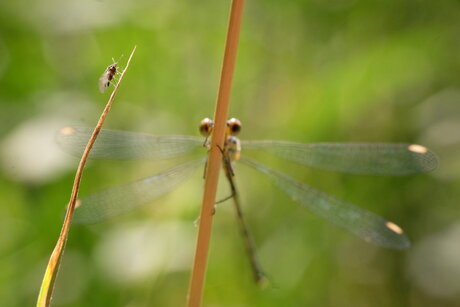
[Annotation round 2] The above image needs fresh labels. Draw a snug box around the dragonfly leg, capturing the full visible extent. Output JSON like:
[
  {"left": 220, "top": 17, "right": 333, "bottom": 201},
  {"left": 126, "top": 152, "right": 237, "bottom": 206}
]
[
  {"left": 202, "top": 159, "right": 208, "bottom": 179},
  {"left": 193, "top": 203, "right": 217, "bottom": 227},
  {"left": 215, "top": 191, "right": 235, "bottom": 204},
  {"left": 202, "top": 136, "right": 210, "bottom": 147},
  {"left": 201, "top": 144, "right": 215, "bottom": 179}
]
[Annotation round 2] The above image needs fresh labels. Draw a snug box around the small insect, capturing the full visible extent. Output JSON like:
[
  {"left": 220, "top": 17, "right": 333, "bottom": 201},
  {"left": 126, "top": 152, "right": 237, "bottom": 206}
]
[{"left": 98, "top": 56, "right": 123, "bottom": 93}]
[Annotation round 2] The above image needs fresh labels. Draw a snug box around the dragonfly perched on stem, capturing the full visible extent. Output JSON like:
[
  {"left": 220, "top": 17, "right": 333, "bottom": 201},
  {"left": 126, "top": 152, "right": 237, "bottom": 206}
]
[{"left": 57, "top": 118, "right": 438, "bottom": 284}]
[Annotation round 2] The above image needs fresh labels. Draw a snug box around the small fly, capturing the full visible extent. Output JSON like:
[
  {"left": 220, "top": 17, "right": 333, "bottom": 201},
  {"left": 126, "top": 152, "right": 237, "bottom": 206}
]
[{"left": 98, "top": 56, "right": 123, "bottom": 93}]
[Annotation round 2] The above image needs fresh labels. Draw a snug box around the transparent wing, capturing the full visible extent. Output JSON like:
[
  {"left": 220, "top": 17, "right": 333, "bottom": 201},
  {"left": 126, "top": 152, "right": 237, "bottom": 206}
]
[
  {"left": 57, "top": 126, "right": 203, "bottom": 160},
  {"left": 240, "top": 157, "right": 410, "bottom": 249},
  {"left": 98, "top": 73, "right": 110, "bottom": 93},
  {"left": 241, "top": 141, "right": 438, "bottom": 175},
  {"left": 73, "top": 158, "right": 205, "bottom": 224}
]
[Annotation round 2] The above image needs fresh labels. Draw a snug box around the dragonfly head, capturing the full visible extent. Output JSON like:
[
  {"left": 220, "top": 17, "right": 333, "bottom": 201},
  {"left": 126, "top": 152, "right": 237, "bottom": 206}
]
[{"left": 199, "top": 117, "right": 241, "bottom": 137}]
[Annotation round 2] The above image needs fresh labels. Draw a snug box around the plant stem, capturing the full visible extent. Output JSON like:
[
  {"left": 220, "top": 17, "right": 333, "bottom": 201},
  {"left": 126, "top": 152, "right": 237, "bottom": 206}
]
[
  {"left": 36, "top": 46, "right": 137, "bottom": 307},
  {"left": 187, "top": 1, "right": 245, "bottom": 306}
]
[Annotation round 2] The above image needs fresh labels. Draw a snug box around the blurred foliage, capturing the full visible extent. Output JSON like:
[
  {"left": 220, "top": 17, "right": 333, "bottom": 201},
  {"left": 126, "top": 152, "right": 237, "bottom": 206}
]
[{"left": 1, "top": 0, "right": 460, "bottom": 306}]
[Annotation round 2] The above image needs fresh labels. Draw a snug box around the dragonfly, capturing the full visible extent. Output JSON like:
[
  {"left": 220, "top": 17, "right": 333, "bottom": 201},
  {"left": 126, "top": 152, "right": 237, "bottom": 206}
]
[{"left": 57, "top": 118, "right": 438, "bottom": 284}]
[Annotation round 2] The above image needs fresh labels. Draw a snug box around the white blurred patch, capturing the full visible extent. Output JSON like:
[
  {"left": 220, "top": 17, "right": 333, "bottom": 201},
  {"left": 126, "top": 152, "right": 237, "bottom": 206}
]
[
  {"left": 25, "top": 0, "right": 133, "bottom": 34},
  {"left": 422, "top": 120, "right": 460, "bottom": 147},
  {"left": 408, "top": 221, "right": 460, "bottom": 298},
  {"left": 0, "top": 91, "right": 98, "bottom": 183},
  {"left": 416, "top": 88, "right": 460, "bottom": 180},
  {"left": 94, "top": 221, "right": 194, "bottom": 284},
  {"left": 0, "top": 117, "right": 73, "bottom": 183}
]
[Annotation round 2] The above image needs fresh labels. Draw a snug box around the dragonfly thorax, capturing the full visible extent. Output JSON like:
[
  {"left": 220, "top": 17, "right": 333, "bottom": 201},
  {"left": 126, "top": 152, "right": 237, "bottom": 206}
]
[{"left": 225, "top": 135, "right": 241, "bottom": 161}]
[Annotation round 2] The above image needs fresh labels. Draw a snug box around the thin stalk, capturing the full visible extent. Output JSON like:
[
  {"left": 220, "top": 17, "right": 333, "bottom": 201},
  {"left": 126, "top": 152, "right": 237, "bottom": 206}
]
[
  {"left": 36, "top": 46, "right": 137, "bottom": 307},
  {"left": 187, "top": 1, "right": 245, "bottom": 306}
]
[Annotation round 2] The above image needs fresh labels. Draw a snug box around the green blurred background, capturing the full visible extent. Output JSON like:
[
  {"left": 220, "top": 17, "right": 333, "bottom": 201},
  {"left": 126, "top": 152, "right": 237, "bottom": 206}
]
[{"left": 1, "top": 0, "right": 460, "bottom": 306}]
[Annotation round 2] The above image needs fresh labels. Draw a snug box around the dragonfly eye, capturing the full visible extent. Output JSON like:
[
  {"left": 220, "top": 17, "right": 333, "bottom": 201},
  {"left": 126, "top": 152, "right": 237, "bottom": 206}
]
[
  {"left": 199, "top": 118, "right": 214, "bottom": 136},
  {"left": 227, "top": 118, "right": 241, "bottom": 135}
]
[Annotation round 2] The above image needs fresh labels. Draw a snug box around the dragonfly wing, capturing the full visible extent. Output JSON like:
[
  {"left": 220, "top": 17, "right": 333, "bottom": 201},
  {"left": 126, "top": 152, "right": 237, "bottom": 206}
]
[
  {"left": 57, "top": 126, "right": 203, "bottom": 160},
  {"left": 73, "top": 158, "right": 205, "bottom": 224},
  {"left": 240, "top": 157, "right": 410, "bottom": 249},
  {"left": 241, "top": 141, "right": 438, "bottom": 175}
]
